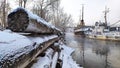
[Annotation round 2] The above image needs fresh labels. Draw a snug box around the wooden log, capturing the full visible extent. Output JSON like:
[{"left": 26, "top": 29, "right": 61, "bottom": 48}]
[
  {"left": 7, "top": 7, "right": 61, "bottom": 34},
  {"left": 51, "top": 52, "right": 59, "bottom": 68},
  {"left": 7, "top": 8, "right": 29, "bottom": 32},
  {"left": 0, "top": 35, "right": 59, "bottom": 68}
]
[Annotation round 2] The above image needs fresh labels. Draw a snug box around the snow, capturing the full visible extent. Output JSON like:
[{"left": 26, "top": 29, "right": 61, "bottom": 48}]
[
  {"left": 31, "top": 41, "right": 83, "bottom": 68},
  {"left": 3, "top": 29, "right": 12, "bottom": 32},
  {"left": 31, "top": 49, "right": 59, "bottom": 68},
  {"left": 31, "top": 48, "right": 54, "bottom": 68},
  {"left": 0, "top": 31, "right": 33, "bottom": 45},
  {"left": 59, "top": 42, "right": 83, "bottom": 68},
  {"left": 28, "top": 35, "right": 58, "bottom": 45},
  {"left": 0, "top": 27, "right": 82, "bottom": 68},
  {"left": 51, "top": 52, "right": 58, "bottom": 68},
  {"left": 0, "top": 29, "right": 58, "bottom": 65},
  {"left": 0, "top": 31, "right": 34, "bottom": 62}
]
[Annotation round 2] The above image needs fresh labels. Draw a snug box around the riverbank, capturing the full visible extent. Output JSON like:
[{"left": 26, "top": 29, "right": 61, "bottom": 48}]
[{"left": 0, "top": 30, "right": 83, "bottom": 68}]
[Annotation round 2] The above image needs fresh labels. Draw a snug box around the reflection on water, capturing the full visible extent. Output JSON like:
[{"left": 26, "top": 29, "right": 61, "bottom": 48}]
[{"left": 65, "top": 32, "right": 120, "bottom": 68}]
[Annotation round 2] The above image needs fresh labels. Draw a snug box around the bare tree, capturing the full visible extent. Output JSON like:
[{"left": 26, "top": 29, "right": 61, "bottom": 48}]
[
  {"left": 30, "top": 0, "right": 74, "bottom": 32},
  {"left": 19, "top": 0, "right": 23, "bottom": 7},
  {"left": 32, "top": 0, "right": 73, "bottom": 31},
  {"left": 54, "top": 8, "right": 73, "bottom": 31},
  {"left": 17, "top": 0, "right": 27, "bottom": 8},
  {"left": 32, "top": 0, "right": 60, "bottom": 21},
  {"left": 3, "top": 0, "right": 6, "bottom": 27},
  {"left": 23, "top": 0, "right": 27, "bottom": 8},
  {"left": 0, "top": 0, "right": 10, "bottom": 28}
]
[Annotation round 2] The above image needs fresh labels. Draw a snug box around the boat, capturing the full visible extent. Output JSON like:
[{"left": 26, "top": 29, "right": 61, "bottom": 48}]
[
  {"left": 86, "top": 7, "right": 120, "bottom": 41},
  {"left": 74, "top": 4, "right": 85, "bottom": 37},
  {"left": 86, "top": 21, "right": 120, "bottom": 41}
]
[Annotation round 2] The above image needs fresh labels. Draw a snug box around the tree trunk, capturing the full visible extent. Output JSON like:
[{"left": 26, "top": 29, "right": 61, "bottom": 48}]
[{"left": 3, "top": 0, "right": 7, "bottom": 28}]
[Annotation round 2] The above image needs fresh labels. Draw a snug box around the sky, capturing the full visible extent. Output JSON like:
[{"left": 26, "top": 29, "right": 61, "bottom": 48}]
[{"left": 61, "top": 0, "right": 120, "bottom": 26}]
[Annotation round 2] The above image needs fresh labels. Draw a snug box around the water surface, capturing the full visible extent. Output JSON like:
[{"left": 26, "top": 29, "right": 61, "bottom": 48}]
[{"left": 65, "top": 32, "right": 120, "bottom": 68}]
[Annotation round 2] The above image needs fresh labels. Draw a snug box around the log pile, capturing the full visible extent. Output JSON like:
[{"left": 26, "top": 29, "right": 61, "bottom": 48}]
[
  {"left": 0, "top": 7, "right": 63, "bottom": 68},
  {"left": 7, "top": 7, "right": 61, "bottom": 35}
]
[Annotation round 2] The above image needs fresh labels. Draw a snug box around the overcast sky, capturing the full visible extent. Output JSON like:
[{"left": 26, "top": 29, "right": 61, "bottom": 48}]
[
  {"left": 61, "top": 0, "right": 120, "bottom": 26},
  {"left": 8, "top": 0, "right": 120, "bottom": 26}
]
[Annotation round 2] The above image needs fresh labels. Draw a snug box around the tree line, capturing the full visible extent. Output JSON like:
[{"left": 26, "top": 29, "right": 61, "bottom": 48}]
[{"left": 0, "top": 0, "right": 73, "bottom": 31}]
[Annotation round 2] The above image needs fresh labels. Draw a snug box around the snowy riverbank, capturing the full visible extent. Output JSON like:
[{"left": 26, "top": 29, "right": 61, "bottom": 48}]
[
  {"left": 0, "top": 30, "right": 83, "bottom": 68},
  {"left": 31, "top": 41, "right": 83, "bottom": 68}
]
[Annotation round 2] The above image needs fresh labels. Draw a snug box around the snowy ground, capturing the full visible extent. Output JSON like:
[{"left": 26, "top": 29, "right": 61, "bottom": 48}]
[{"left": 59, "top": 42, "right": 83, "bottom": 68}]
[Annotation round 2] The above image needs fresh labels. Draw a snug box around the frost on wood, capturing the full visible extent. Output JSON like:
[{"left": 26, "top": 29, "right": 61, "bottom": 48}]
[
  {"left": 0, "top": 30, "right": 59, "bottom": 68},
  {"left": 31, "top": 42, "right": 83, "bottom": 68},
  {"left": 28, "top": 35, "right": 58, "bottom": 45},
  {"left": 31, "top": 48, "right": 54, "bottom": 68},
  {"left": 51, "top": 52, "right": 58, "bottom": 68},
  {"left": 7, "top": 7, "right": 61, "bottom": 34},
  {"left": 0, "top": 31, "right": 34, "bottom": 68}
]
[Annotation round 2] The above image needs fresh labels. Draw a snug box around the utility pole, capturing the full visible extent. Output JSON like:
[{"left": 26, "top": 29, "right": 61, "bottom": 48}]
[{"left": 103, "top": 6, "right": 109, "bottom": 27}]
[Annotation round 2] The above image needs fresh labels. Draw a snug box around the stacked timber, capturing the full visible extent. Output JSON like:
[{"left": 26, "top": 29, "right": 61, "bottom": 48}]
[
  {"left": 0, "top": 7, "right": 63, "bottom": 68},
  {"left": 7, "top": 7, "right": 61, "bottom": 35}
]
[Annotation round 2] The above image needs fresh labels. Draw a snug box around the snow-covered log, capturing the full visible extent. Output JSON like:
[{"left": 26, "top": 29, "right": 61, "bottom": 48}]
[
  {"left": 0, "top": 31, "right": 59, "bottom": 68},
  {"left": 31, "top": 48, "right": 54, "bottom": 68},
  {"left": 7, "top": 7, "right": 61, "bottom": 35},
  {"left": 51, "top": 52, "right": 59, "bottom": 68}
]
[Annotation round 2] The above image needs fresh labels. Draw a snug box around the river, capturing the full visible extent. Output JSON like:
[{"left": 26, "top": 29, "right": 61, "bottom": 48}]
[{"left": 65, "top": 32, "right": 120, "bottom": 68}]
